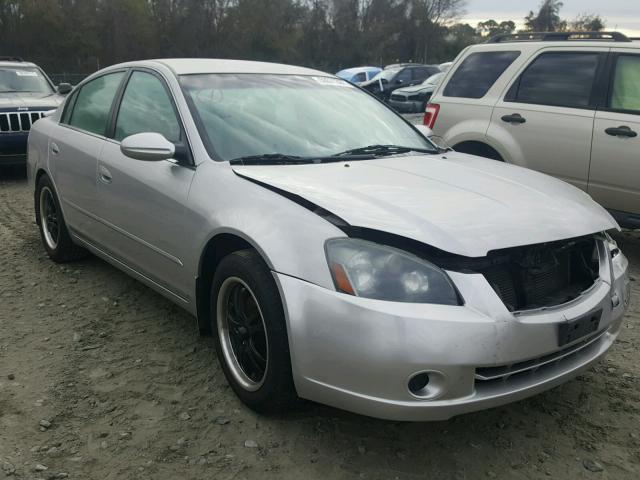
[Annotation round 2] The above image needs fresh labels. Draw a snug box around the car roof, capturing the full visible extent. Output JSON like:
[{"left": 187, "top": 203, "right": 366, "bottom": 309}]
[
  {"left": 0, "top": 61, "right": 38, "bottom": 68},
  {"left": 108, "top": 58, "right": 332, "bottom": 77},
  {"left": 466, "top": 39, "right": 640, "bottom": 53},
  {"left": 337, "top": 66, "right": 381, "bottom": 75}
]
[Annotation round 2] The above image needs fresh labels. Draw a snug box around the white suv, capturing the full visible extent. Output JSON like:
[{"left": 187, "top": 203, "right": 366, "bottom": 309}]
[{"left": 427, "top": 32, "right": 640, "bottom": 228}]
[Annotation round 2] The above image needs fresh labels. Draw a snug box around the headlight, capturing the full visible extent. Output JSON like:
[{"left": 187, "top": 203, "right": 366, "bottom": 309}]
[{"left": 325, "top": 238, "right": 461, "bottom": 305}]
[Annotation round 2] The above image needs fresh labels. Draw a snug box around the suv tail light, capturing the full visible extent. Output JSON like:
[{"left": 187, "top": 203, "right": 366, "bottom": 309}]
[{"left": 423, "top": 103, "right": 440, "bottom": 129}]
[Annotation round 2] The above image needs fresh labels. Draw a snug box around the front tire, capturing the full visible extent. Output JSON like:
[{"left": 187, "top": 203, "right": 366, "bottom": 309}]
[
  {"left": 211, "top": 250, "right": 297, "bottom": 413},
  {"left": 35, "top": 175, "right": 87, "bottom": 263}
]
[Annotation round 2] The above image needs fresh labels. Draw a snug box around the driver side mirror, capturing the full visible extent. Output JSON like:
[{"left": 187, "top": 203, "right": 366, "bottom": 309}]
[
  {"left": 57, "top": 83, "right": 72, "bottom": 95},
  {"left": 120, "top": 132, "right": 175, "bottom": 161}
]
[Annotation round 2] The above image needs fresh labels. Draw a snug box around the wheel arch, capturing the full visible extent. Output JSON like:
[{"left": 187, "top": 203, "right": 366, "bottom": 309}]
[
  {"left": 195, "top": 230, "right": 272, "bottom": 335},
  {"left": 452, "top": 141, "right": 505, "bottom": 161}
]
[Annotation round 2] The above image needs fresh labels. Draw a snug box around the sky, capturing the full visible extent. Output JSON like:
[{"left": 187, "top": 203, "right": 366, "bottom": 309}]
[{"left": 461, "top": 0, "right": 640, "bottom": 37}]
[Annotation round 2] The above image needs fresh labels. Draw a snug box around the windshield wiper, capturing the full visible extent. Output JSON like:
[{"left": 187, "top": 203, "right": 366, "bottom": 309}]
[
  {"left": 333, "top": 144, "right": 437, "bottom": 157},
  {"left": 229, "top": 153, "right": 376, "bottom": 166}
]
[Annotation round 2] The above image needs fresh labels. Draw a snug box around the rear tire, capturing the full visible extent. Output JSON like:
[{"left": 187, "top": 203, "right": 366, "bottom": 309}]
[
  {"left": 35, "top": 175, "right": 88, "bottom": 263},
  {"left": 210, "top": 249, "right": 297, "bottom": 413}
]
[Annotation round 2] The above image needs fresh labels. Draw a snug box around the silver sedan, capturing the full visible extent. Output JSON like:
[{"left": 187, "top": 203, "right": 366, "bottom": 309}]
[{"left": 27, "top": 59, "right": 631, "bottom": 421}]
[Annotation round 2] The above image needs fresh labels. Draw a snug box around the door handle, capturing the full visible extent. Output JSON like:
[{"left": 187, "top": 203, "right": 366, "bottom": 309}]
[
  {"left": 501, "top": 113, "right": 526, "bottom": 124},
  {"left": 50, "top": 142, "right": 60, "bottom": 155},
  {"left": 98, "top": 165, "right": 112, "bottom": 184},
  {"left": 605, "top": 126, "right": 637, "bottom": 138}
]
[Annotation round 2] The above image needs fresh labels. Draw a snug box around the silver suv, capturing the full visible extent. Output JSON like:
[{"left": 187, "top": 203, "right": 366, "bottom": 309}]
[
  {"left": 0, "top": 57, "right": 70, "bottom": 167},
  {"left": 427, "top": 32, "right": 640, "bottom": 228}
]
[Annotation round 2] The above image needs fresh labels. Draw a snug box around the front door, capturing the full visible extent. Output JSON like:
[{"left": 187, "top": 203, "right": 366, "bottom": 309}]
[
  {"left": 589, "top": 52, "right": 640, "bottom": 220},
  {"left": 488, "top": 49, "right": 608, "bottom": 191},
  {"left": 94, "top": 70, "right": 195, "bottom": 299}
]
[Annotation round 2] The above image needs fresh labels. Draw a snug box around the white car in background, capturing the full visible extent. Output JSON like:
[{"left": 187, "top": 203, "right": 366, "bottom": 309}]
[{"left": 426, "top": 31, "right": 640, "bottom": 228}]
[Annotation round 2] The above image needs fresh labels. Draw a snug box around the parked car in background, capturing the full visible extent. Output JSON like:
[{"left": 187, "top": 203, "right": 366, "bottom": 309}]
[
  {"left": 0, "top": 57, "right": 71, "bottom": 168},
  {"left": 28, "top": 58, "right": 630, "bottom": 421},
  {"left": 335, "top": 66, "right": 382, "bottom": 84},
  {"left": 389, "top": 72, "right": 444, "bottom": 113},
  {"left": 360, "top": 63, "right": 441, "bottom": 101},
  {"left": 426, "top": 31, "right": 640, "bottom": 228}
]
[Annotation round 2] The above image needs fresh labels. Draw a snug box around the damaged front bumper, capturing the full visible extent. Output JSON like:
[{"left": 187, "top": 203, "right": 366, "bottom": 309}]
[{"left": 275, "top": 245, "right": 630, "bottom": 421}]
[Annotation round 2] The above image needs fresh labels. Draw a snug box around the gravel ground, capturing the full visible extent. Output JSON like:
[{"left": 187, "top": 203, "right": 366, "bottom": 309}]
[{"left": 1, "top": 168, "right": 639, "bottom": 480}]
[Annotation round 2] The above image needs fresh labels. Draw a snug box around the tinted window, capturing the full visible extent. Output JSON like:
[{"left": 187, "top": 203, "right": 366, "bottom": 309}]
[
  {"left": 510, "top": 52, "right": 600, "bottom": 108},
  {"left": 610, "top": 55, "right": 640, "bottom": 113},
  {"left": 68, "top": 72, "right": 125, "bottom": 136},
  {"left": 396, "top": 68, "right": 412, "bottom": 83},
  {"left": 413, "top": 67, "right": 438, "bottom": 81},
  {"left": 352, "top": 72, "right": 366, "bottom": 83},
  {"left": 444, "top": 51, "right": 520, "bottom": 99},
  {"left": 114, "top": 71, "right": 180, "bottom": 142}
]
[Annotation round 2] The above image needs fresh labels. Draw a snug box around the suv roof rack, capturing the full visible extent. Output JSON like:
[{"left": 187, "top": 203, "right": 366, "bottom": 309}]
[
  {"left": 0, "top": 56, "right": 24, "bottom": 62},
  {"left": 487, "top": 31, "right": 631, "bottom": 44}
]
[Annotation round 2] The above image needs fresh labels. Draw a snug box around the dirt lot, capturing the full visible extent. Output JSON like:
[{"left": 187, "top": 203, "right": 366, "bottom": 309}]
[{"left": 1, "top": 169, "right": 639, "bottom": 480}]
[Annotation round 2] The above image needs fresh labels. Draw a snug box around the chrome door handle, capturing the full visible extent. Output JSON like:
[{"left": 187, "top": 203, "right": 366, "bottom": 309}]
[
  {"left": 50, "top": 142, "right": 60, "bottom": 155},
  {"left": 98, "top": 165, "right": 112, "bottom": 184}
]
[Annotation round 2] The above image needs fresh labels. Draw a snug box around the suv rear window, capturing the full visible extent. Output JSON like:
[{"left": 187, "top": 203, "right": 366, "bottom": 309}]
[
  {"left": 443, "top": 51, "right": 520, "bottom": 99},
  {"left": 506, "top": 52, "right": 601, "bottom": 108}
]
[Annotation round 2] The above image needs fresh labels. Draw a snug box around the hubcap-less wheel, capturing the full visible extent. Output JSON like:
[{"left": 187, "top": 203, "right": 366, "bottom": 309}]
[
  {"left": 40, "top": 186, "right": 60, "bottom": 249},
  {"left": 217, "top": 277, "right": 269, "bottom": 391}
]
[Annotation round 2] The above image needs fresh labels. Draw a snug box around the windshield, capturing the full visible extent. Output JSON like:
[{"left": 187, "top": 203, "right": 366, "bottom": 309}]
[
  {"left": 180, "top": 74, "right": 435, "bottom": 162},
  {"left": 0, "top": 67, "right": 53, "bottom": 94},
  {"left": 422, "top": 72, "right": 444, "bottom": 86},
  {"left": 371, "top": 68, "right": 401, "bottom": 82}
]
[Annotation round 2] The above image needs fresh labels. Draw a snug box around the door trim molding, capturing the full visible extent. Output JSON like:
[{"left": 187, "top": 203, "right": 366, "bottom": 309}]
[{"left": 63, "top": 198, "right": 184, "bottom": 267}]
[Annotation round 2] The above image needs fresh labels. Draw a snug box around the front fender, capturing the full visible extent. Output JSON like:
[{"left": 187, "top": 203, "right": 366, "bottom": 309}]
[{"left": 186, "top": 162, "right": 345, "bottom": 292}]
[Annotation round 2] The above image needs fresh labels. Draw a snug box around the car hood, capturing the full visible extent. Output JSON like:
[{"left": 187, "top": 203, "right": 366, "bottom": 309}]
[
  {"left": 232, "top": 153, "right": 617, "bottom": 257},
  {"left": 0, "top": 92, "right": 63, "bottom": 110},
  {"left": 394, "top": 84, "right": 436, "bottom": 95}
]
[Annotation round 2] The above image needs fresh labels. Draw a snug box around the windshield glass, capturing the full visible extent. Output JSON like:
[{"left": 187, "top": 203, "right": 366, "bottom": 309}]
[
  {"left": 0, "top": 67, "right": 53, "bottom": 94},
  {"left": 371, "top": 68, "right": 401, "bottom": 82},
  {"left": 180, "top": 74, "right": 435, "bottom": 162},
  {"left": 422, "top": 72, "right": 444, "bottom": 86}
]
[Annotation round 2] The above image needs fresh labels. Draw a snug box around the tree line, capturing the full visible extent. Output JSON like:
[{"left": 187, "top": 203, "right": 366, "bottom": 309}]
[{"left": 0, "top": 0, "right": 606, "bottom": 76}]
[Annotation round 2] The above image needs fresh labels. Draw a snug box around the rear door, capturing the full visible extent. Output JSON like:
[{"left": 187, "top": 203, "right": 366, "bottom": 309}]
[
  {"left": 488, "top": 48, "right": 608, "bottom": 190},
  {"left": 588, "top": 52, "right": 640, "bottom": 219},
  {"left": 51, "top": 71, "right": 126, "bottom": 240},
  {"left": 94, "top": 69, "right": 195, "bottom": 300}
]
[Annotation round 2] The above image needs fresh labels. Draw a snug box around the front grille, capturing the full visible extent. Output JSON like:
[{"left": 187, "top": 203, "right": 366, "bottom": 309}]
[
  {"left": 475, "top": 328, "right": 606, "bottom": 385},
  {"left": 0, "top": 110, "right": 47, "bottom": 133},
  {"left": 478, "top": 236, "right": 600, "bottom": 312},
  {"left": 390, "top": 94, "right": 406, "bottom": 102}
]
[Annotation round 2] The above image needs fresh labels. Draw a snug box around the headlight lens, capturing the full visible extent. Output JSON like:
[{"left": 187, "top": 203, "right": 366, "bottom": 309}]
[{"left": 325, "top": 238, "right": 460, "bottom": 304}]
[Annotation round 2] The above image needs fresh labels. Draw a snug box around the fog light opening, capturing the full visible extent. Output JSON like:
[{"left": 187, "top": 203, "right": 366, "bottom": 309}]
[{"left": 408, "top": 372, "right": 431, "bottom": 397}]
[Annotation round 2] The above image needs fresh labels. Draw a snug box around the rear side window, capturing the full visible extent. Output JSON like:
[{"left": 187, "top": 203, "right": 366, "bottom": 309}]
[
  {"left": 507, "top": 52, "right": 601, "bottom": 108},
  {"left": 610, "top": 55, "right": 640, "bottom": 113},
  {"left": 68, "top": 72, "right": 125, "bottom": 136},
  {"left": 444, "top": 51, "right": 520, "bottom": 99}
]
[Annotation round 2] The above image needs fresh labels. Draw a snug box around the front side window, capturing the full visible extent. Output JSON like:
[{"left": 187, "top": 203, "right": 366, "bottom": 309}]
[
  {"left": 508, "top": 52, "right": 601, "bottom": 108},
  {"left": 180, "top": 74, "right": 436, "bottom": 162},
  {"left": 114, "top": 71, "right": 181, "bottom": 142},
  {"left": 0, "top": 66, "right": 53, "bottom": 94},
  {"left": 68, "top": 72, "right": 125, "bottom": 136},
  {"left": 610, "top": 55, "right": 640, "bottom": 113},
  {"left": 444, "top": 51, "right": 520, "bottom": 99}
]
